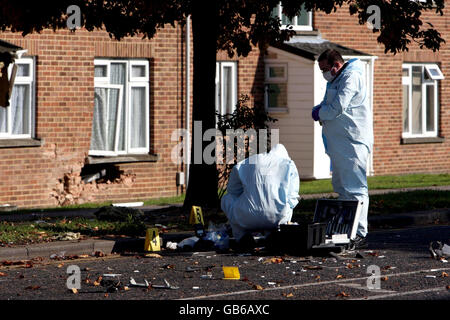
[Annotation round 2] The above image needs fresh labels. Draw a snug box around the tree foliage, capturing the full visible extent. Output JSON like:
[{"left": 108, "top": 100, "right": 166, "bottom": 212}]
[{"left": 0, "top": 0, "right": 445, "bottom": 55}]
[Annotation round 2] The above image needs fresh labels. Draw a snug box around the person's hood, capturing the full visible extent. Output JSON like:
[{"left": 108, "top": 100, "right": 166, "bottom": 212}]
[
  {"left": 269, "top": 143, "right": 291, "bottom": 160},
  {"left": 340, "top": 58, "right": 364, "bottom": 77}
]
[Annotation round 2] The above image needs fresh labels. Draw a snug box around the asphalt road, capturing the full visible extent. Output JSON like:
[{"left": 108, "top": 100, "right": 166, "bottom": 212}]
[{"left": 0, "top": 225, "right": 448, "bottom": 309}]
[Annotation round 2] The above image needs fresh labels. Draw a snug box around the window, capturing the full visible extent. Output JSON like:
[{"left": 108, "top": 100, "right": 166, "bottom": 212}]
[
  {"left": 402, "top": 63, "right": 444, "bottom": 137},
  {"left": 271, "top": 2, "right": 312, "bottom": 31},
  {"left": 265, "top": 63, "right": 288, "bottom": 111},
  {"left": 215, "top": 61, "right": 237, "bottom": 117},
  {"left": 91, "top": 59, "right": 149, "bottom": 156},
  {"left": 0, "top": 57, "right": 35, "bottom": 138}
]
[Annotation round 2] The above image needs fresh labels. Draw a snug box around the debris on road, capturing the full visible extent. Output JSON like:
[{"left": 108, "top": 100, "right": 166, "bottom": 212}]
[
  {"left": 152, "top": 278, "right": 179, "bottom": 290},
  {"left": 336, "top": 291, "right": 350, "bottom": 298},
  {"left": 129, "top": 277, "right": 150, "bottom": 288},
  {"left": 144, "top": 253, "right": 162, "bottom": 259},
  {"left": 51, "top": 232, "right": 81, "bottom": 241},
  {"left": 429, "top": 241, "right": 450, "bottom": 260},
  {"left": 166, "top": 241, "right": 178, "bottom": 250}
]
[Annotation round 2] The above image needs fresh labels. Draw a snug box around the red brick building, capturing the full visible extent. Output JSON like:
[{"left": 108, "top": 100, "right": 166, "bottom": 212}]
[{"left": 0, "top": 3, "right": 448, "bottom": 208}]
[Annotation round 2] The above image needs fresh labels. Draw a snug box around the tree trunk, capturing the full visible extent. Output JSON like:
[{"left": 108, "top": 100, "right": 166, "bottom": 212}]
[{"left": 182, "top": 1, "right": 220, "bottom": 211}]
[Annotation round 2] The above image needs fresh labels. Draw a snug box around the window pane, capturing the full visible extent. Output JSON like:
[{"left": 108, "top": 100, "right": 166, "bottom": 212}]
[
  {"left": 402, "top": 85, "right": 409, "bottom": 133},
  {"left": 267, "top": 83, "right": 287, "bottom": 108},
  {"left": 269, "top": 66, "right": 285, "bottom": 79},
  {"left": 94, "top": 65, "right": 107, "bottom": 78},
  {"left": 132, "top": 65, "right": 146, "bottom": 78},
  {"left": 0, "top": 106, "right": 7, "bottom": 133},
  {"left": 110, "top": 63, "right": 126, "bottom": 151},
  {"left": 11, "top": 84, "right": 30, "bottom": 135},
  {"left": 402, "top": 68, "right": 409, "bottom": 77},
  {"left": 411, "top": 66, "right": 422, "bottom": 134},
  {"left": 16, "top": 64, "right": 30, "bottom": 77},
  {"left": 130, "top": 87, "right": 146, "bottom": 148},
  {"left": 281, "top": 13, "right": 293, "bottom": 25},
  {"left": 91, "top": 87, "right": 121, "bottom": 151},
  {"left": 222, "top": 66, "right": 234, "bottom": 115},
  {"left": 296, "top": 5, "right": 309, "bottom": 26},
  {"left": 426, "top": 85, "right": 435, "bottom": 132},
  {"left": 271, "top": 5, "right": 280, "bottom": 19}
]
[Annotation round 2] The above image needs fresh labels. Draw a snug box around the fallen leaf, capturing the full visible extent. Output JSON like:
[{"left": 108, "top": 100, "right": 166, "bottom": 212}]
[
  {"left": 336, "top": 275, "right": 344, "bottom": 279},
  {"left": 346, "top": 264, "right": 354, "bottom": 269},
  {"left": 25, "top": 285, "right": 40, "bottom": 290},
  {"left": 71, "top": 288, "right": 78, "bottom": 294},
  {"left": 0, "top": 272, "right": 6, "bottom": 277},
  {"left": 283, "top": 293, "right": 294, "bottom": 298},
  {"left": 441, "top": 272, "right": 448, "bottom": 278},
  {"left": 57, "top": 263, "right": 64, "bottom": 268},
  {"left": 93, "top": 276, "right": 102, "bottom": 286},
  {"left": 104, "top": 293, "right": 109, "bottom": 298},
  {"left": 124, "top": 286, "right": 130, "bottom": 291},
  {"left": 381, "top": 276, "right": 388, "bottom": 281},
  {"left": 315, "top": 275, "right": 321, "bottom": 281},
  {"left": 337, "top": 291, "right": 350, "bottom": 298},
  {"left": 383, "top": 266, "right": 392, "bottom": 270},
  {"left": 93, "top": 251, "right": 105, "bottom": 257},
  {"left": 367, "top": 252, "right": 379, "bottom": 257},
  {"left": 303, "top": 265, "right": 322, "bottom": 270},
  {"left": 253, "top": 284, "right": 264, "bottom": 290},
  {"left": 446, "top": 285, "right": 450, "bottom": 290},
  {"left": 78, "top": 255, "right": 89, "bottom": 259}
]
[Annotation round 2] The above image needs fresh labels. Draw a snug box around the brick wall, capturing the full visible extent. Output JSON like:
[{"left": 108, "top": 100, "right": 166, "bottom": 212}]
[
  {"left": 0, "top": 22, "right": 264, "bottom": 209},
  {"left": 314, "top": 4, "right": 450, "bottom": 175}
]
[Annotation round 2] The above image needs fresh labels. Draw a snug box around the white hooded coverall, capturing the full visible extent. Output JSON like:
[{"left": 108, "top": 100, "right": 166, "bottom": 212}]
[
  {"left": 221, "top": 144, "right": 300, "bottom": 241},
  {"left": 316, "top": 58, "right": 374, "bottom": 238}
]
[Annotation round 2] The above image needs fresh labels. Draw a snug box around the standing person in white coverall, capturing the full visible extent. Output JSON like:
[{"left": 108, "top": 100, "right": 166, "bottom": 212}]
[
  {"left": 312, "top": 49, "right": 373, "bottom": 250},
  {"left": 221, "top": 144, "right": 299, "bottom": 247}
]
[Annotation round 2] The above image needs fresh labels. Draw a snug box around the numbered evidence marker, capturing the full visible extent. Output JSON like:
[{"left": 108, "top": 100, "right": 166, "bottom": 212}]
[
  {"left": 222, "top": 266, "right": 240, "bottom": 280},
  {"left": 144, "top": 228, "right": 161, "bottom": 252},
  {"left": 189, "top": 206, "right": 204, "bottom": 225}
]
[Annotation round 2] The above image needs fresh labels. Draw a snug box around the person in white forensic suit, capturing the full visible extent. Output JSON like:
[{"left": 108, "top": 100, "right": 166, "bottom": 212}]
[
  {"left": 312, "top": 49, "right": 373, "bottom": 250},
  {"left": 221, "top": 144, "right": 300, "bottom": 244}
]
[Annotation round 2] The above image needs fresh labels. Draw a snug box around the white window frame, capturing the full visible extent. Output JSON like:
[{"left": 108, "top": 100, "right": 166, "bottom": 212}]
[
  {"left": 264, "top": 62, "right": 288, "bottom": 112},
  {"left": 0, "top": 57, "right": 35, "bottom": 139},
  {"left": 402, "top": 63, "right": 441, "bottom": 138},
  {"left": 215, "top": 61, "right": 238, "bottom": 117},
  {"left": 91, "top": 59, "right": 150, "bottom": 156},
  {"left": 274, "top": 2, "right": 313, "bottom": 31}
]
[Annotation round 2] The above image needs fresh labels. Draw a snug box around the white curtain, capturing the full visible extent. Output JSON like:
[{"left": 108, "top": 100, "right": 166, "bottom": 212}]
[
  {"left": 130, "top": 87, "right": 146, "bottom": 148},
  {"left": 0, "top": 84, "right": 29, "bottom": 134},
  {"left": 11, "top": 84, "right": 30, "bottom": 135},
  {"left": 110, "top": 63, "right": 126, "bottom": 151},
  {"left": 91, "top": 63, "right": 125, "bottom": 152},
  {"left": 0, "top": 105, "right": 6, "bottom": 132},
  {"left": 411, "top": 66, "right": 422, "bottom": 134}
]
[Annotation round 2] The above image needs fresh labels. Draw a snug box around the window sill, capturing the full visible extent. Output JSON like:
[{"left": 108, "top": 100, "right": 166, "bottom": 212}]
[
  {"left": 87, "top": 153, "right": 159, "bottom": 165},
  {"left": 0, "top": 138, "right": 43, "bottom": 148},
  {"left": 401, "top": 136, "right": 445, "bottom": 145}
]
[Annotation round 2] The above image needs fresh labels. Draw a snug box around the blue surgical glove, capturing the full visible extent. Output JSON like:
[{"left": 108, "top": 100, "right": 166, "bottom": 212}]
[{"left": 312, "top": 106, "right": 321, "bottom": 121}]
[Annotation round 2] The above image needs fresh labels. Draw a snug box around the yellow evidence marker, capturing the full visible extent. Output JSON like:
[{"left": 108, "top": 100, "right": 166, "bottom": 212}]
[
  {"left": 189, "top": 206, "right": 204, "bottom": 225},
  {"left": 222, "top": 266, "right": 240, "bottom": 280},
  {"left": 144, "top": 228, "right": 161, "bottom": 252}
]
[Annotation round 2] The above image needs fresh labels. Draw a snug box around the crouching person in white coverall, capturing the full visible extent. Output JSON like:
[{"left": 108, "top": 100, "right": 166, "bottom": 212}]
[{"left": 221, "top": 144, "right": 300, "bottom": 245}]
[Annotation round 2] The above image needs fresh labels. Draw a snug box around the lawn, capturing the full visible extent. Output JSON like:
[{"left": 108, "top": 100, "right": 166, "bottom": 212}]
[{"left": 300, "top": 173, "right": 450, "bottom": 195}]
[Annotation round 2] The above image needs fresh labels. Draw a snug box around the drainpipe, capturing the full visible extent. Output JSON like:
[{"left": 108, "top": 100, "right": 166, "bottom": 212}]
[{"left": 185, "top": 15, "right": 191, "bottom": 187}]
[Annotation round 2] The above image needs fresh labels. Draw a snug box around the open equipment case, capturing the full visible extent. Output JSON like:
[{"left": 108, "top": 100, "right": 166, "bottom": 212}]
[{"left": 275, "top": 199, "right": 363, "bottom": 255}]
